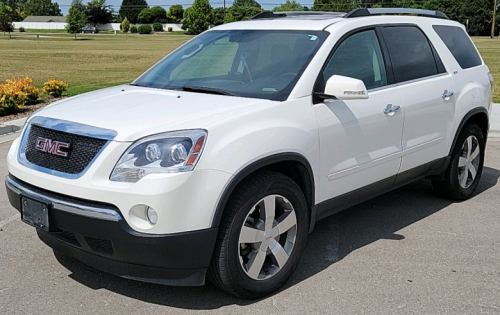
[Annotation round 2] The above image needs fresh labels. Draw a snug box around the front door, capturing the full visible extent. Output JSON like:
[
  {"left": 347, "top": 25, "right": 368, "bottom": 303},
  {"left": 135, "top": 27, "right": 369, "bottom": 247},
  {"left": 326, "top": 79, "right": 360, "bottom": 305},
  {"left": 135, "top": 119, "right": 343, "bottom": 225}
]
[{"left": 314, "top": 29, "right": 404, "bottom": 207}]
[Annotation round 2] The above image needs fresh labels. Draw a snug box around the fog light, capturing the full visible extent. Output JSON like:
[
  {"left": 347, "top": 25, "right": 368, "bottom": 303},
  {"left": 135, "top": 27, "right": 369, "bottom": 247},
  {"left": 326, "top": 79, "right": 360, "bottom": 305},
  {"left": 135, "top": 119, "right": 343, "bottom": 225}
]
[{"left": 146, "top": 206, "right": 158, "bottom": 225}]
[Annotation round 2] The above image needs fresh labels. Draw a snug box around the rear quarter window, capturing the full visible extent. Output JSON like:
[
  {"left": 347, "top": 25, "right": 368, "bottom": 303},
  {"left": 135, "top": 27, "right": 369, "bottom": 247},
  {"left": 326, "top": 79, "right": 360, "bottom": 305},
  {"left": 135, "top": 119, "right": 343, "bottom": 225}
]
[{"left": 433, "top": 25, "right": 482, "bottom": 69}]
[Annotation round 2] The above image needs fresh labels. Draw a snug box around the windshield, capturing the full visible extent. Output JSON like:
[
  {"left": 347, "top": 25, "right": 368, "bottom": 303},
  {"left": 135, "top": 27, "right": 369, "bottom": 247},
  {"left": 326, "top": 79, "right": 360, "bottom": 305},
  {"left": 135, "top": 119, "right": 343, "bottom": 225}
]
[{"left": 133, "top": 30, "right": 328, "bottom": 101}]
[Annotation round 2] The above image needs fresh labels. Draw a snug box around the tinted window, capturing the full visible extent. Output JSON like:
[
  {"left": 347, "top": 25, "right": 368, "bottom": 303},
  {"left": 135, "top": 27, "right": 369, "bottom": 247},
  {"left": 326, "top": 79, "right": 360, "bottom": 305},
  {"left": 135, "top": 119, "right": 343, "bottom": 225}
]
[
  {"left": 433, "top": 25, "right": 482, "bottom": 69},
  {"left": 323, "top": 30, "right": 387, "bottom": 90},
  {"left": 382, "top": 26, "right": 438, "bottom": 83}
]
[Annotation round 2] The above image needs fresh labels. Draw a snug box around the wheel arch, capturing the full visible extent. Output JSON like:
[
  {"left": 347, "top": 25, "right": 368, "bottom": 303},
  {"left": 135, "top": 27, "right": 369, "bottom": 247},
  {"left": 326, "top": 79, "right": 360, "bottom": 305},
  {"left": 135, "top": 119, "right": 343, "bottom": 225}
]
[
  {"left": 450, "top": 107, "right": 489, "bottom": 156},
  {"left": 211, "top": 153, "right": 315, "bottom": 231}
]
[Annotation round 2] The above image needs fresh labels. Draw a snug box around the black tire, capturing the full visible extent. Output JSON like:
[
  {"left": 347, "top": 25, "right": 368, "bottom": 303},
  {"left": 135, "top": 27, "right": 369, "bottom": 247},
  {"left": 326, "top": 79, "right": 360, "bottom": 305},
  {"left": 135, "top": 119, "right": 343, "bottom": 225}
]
[
  {"left": 207, "top": 170, "right": 309, "bottom": 299},
  {"left": 432, "top": 123, "right": 485, "bottom": 200}
]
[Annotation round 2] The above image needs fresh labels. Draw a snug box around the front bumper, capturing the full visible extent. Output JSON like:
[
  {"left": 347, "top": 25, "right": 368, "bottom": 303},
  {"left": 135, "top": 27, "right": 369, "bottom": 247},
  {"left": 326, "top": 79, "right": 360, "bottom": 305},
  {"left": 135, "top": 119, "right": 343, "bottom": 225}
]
[{"left": 5, "top": 175, "right": 218, "bottom": 286}]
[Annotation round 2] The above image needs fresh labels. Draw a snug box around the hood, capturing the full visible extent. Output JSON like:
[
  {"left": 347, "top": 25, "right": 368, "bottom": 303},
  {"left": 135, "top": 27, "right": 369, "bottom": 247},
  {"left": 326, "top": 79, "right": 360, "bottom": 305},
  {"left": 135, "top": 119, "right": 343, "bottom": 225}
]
[{"left": 34, "top": 85, "right": 274, "bottom": 141}]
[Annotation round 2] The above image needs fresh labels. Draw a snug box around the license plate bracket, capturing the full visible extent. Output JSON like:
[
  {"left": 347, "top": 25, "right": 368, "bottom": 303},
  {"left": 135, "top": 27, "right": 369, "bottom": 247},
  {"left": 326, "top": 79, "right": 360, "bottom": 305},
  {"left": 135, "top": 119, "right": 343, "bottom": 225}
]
[{"left": 21, "top": 197, "right": 50, "bottom": 232}]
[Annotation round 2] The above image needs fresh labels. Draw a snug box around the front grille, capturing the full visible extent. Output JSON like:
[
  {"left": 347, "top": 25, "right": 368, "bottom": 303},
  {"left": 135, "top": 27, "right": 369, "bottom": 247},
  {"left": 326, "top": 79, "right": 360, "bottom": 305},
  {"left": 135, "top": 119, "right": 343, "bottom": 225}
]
[{"left": 25, "top": 125, "right": 107, "bottom": 175}]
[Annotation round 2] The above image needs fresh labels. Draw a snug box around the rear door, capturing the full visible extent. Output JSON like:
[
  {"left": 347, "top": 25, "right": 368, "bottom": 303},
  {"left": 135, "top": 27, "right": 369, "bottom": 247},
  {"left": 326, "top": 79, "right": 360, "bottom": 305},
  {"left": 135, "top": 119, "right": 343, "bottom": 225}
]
[{"left": 380, "top": 25, "right": 456, "bottom": 174}]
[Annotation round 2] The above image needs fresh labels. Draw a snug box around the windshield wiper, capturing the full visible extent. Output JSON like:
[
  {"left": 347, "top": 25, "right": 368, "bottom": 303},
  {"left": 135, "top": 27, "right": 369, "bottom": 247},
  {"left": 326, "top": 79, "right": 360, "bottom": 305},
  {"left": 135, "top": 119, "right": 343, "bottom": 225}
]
[{"left": 182, "top": 86, "right": 236, "bottom": 96}]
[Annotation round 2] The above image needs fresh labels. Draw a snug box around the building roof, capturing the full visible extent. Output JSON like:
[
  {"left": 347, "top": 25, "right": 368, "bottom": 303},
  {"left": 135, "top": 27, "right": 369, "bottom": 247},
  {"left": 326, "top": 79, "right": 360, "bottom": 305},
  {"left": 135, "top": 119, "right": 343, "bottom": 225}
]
[{"left": 23, "top": 16, "right": 67, "bottom": 23}]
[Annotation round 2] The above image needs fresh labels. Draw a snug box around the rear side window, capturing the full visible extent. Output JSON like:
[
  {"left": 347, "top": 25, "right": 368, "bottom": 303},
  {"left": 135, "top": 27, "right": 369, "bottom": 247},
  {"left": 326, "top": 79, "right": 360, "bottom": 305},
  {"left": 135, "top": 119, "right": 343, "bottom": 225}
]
[
  {"left": 381, "top": 26, "right": 439, "bottom": 83},
  {"left": 433, "top": 25, "right": 482, "bottom": 69}
]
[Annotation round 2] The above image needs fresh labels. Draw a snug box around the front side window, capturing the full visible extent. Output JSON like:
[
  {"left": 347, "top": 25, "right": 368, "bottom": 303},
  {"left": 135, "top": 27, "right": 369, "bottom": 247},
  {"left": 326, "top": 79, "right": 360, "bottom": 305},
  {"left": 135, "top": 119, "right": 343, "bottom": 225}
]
[
  {"left": 322, "top": 29, "right": 387, "bottom": 90},
  {"left": 381, "top": 26, "right": 439, "bottom": 83},
  {"left": 134, "top": 30, "right": 328, "bottom": 101}
]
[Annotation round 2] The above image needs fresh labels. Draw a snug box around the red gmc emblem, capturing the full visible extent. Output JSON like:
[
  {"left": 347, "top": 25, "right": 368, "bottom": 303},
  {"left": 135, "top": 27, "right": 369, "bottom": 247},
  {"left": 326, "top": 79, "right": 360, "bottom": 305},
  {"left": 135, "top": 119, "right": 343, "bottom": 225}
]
[{"left": 35, "top": 137, "right": 71, "bottom": 157}]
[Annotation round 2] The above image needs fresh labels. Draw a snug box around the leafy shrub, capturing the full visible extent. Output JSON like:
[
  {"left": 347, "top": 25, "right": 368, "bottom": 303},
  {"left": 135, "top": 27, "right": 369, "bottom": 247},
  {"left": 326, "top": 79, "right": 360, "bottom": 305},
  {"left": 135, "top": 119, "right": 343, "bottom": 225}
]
[
  {"left": 130, "top": 25, "right": 138, "bottom": 33},
  {"left": 42, "top": 79, "right": 67, "bottom": 98},
  {"left": 167, "top": 26, "right": 173, "bottom": 32},
  {"left": 19, "top": 27, "right": 25, "bottom": 32},
  {"left": 0, "top": 79, "right": 27, "bottom": 116},
  {"left": 121, "top": 17, "right": 130, "bottom": 33},
  {"left": 138, "top": 24, "right": 152, "bottom": 34},
  {"left": 19, "top": 76, "right": 39, "bottom": 104},
  {"left": 153, "top": 22, "right": 163, "bottom": 32}
]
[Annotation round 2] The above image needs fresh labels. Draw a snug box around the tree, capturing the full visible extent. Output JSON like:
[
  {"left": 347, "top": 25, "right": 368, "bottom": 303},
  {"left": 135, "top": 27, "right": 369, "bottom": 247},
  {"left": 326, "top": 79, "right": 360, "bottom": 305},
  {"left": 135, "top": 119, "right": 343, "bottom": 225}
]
[
  {"left": 227, "top": 5, "right": 262, "bottom": 21},
  {"left": 181, "top": 5, "right": 192, "bottom": 30},
  {"left": 138, "top": 5, "right": 166, "bottom": 23},
  {"left": 23, "top": 0, "right": 62, "bottom": 16},
  {"left": 182, "top": 0, "right": 213, "bottom": 34},
  {"left": 86, "top": 0, "right": 112, "bottom": 27},
  {"left": 167, "top": 4, "right": 183, "bottom": 22},
  {"left": 137, "top": 7, "right": 150, "bottom": 23},
  {"left": 232, "top": 0, "right": 261, "bottom": 8},
  {"left": 66, "top": 4, "right": 86, "bottom": 39},
  {"left": 149, "top": 6, "right": 166, "bottom": 22},
  {"left": 71, "top": 0, "right": 86, "bottom": 12},
  {"left": 311, "top": 0, "right": 353, "bottom": 11},
  {"left": 0, "top": 3, "right": 14, "bottom": 36},
  {"left": 0, "top": 0, "right": 26, "bottom": 20},
  {"left": 422, "top": 0, "right": 498, "bottom": 36},
  {"left": 119, "top": 0, "right": 147, "bottom": 24},
  {"left": 224, "top": 11, "right": 235, "bottom": 23},
  {"left": 212, "top": 6, "right": 224, "bottom": 26},
  {"left": 120, "top": 15, "right": 129, "bottom": 31},
  {"left": 273, "top": 0, "right": 306, "bottom": 11}
]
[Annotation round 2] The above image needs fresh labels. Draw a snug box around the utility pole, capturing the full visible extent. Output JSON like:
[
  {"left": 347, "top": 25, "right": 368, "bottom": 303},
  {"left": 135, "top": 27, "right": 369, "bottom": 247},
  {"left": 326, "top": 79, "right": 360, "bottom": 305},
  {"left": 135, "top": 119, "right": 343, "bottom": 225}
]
[
  {"left": 223, "top": 0, "right": 226, "bottom": 24},
  {"left": 492, "top": 0, "right": 498, "bottom": 38}
]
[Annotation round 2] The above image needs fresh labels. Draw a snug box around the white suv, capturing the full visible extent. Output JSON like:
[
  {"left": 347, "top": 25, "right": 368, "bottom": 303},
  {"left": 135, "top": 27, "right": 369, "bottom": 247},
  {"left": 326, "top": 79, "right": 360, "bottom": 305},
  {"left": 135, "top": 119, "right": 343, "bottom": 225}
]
[{"left": 5, "top": 8, "right": 494, "bottom": 298}]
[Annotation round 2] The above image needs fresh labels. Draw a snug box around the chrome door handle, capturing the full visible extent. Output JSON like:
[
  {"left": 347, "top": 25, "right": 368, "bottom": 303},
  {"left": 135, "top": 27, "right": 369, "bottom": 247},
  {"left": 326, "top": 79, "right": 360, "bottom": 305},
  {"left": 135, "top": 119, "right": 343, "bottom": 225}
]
[
  {"left": 383, "top": 104, "right": 401, "bottom": 115},
  {"left": 442, "top": 90, "right": 454, "bottom": 99}
]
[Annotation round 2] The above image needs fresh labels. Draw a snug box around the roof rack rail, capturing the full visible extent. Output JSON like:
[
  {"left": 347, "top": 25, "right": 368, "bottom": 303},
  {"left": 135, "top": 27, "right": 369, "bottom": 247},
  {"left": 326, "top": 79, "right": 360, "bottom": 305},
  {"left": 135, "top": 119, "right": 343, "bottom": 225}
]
[
  {"left": 251, "top": 12, "right": 285, "bottom": 19},
  {"left": 344, "top": 8, "right": 449, "bottom": 20},
  {"left": 250, "top": 11, "right": 344, "bottom": 20}
]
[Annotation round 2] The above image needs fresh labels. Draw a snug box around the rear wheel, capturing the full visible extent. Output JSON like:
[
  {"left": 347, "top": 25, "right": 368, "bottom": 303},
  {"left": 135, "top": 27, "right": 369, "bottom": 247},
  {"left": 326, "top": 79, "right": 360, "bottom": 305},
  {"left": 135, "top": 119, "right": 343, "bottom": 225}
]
[
  {"left": 208, "top": 171, "right": 308, "bottom": 299},
  {"left": 432, "top": 123, "right": 485, "bottom": 200}
]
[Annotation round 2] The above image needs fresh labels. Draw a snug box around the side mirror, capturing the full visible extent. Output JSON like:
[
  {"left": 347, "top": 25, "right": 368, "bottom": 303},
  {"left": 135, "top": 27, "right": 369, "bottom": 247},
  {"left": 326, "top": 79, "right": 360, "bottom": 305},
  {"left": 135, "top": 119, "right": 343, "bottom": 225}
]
[{"left": 321, "top": 75, "right": 369, "bottom": 100}]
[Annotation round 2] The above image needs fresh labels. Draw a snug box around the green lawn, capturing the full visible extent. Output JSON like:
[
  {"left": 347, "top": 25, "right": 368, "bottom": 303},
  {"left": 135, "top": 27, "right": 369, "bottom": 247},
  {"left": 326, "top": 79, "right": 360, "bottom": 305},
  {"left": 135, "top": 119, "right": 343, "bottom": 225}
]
[
  {"left": 472, "top": 37, "right": 500, "bottom": 102},
  {"left": 0, "top": 32, "right": 193, "bottom": 95},
  {"left": 0, "top": 33, "right": 498, "bottom": 102}
]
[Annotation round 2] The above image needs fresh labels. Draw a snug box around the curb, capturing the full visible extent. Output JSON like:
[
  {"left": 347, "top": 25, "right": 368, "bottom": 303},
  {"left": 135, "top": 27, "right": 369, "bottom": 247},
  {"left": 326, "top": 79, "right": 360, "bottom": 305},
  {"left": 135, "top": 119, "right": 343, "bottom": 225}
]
[
  {"left": 0, "top": 124, "right": 21, "bottom": 135},
  {"left": 0, "top": 117, "right": 27, "bottom": 137}
]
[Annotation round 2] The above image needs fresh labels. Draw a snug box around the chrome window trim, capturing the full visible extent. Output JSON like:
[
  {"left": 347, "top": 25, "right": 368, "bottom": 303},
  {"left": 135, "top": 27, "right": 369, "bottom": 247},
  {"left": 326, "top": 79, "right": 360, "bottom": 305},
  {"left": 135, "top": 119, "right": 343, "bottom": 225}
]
[
  {"left": 368, "top": 72, "right": 450, "bottom": 93},
  {"left": 17, "top": 117, "right": 117, "bottom": 179},
  {"left": 6, "top": 175, "right": 122, "bottom": 221}
]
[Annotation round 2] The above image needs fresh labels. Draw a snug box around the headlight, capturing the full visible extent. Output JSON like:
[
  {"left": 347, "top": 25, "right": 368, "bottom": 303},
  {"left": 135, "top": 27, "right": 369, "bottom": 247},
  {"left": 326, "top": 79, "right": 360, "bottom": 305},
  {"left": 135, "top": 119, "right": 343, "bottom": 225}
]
[{"left": 110, "top": 130, "right": 207, "bottom": 182}]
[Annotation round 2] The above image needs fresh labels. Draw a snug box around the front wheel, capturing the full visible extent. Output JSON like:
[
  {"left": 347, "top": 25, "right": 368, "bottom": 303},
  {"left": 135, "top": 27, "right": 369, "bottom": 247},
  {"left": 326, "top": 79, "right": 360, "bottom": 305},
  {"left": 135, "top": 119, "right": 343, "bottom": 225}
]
[
  {"left": 208, "top": 171, "right": 309, "bottom": 299},
  {"left": 432, "top": 123, "right": 485, "bottom": 200}
]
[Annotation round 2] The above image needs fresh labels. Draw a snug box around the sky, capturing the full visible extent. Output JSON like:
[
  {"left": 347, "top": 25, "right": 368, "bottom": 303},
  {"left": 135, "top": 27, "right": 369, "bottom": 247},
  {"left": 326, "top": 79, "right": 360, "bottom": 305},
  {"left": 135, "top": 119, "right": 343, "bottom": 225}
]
[{"left": 55, "top": 0, "right": 292, "bottom": 15}]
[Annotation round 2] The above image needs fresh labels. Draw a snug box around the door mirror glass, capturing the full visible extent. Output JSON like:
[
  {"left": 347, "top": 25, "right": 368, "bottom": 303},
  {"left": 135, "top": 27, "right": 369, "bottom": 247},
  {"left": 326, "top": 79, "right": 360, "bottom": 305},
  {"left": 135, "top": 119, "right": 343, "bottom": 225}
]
[{"left": 324, "top": 75, "right": 369, "bottom": 100}]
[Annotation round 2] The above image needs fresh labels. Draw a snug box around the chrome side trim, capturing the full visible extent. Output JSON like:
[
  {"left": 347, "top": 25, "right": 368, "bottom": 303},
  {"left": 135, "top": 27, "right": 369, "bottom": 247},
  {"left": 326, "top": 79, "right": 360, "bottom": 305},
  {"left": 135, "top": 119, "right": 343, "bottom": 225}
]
[
  {"left": 6, "top": 176, "right": 122, "bottom": 222},
  {"left": 17, "top": 117, "right": 117, "bottom": 179},
  {"left": 369, "top": 73, "right": 450, "bottom": 93}
]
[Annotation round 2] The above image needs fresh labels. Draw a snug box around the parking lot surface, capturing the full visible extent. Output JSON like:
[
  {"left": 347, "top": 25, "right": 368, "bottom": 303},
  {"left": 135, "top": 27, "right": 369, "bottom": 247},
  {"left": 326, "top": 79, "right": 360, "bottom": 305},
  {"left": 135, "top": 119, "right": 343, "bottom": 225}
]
[{"left": 1, "top": 138, "right": 499, "bottom": 314}]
